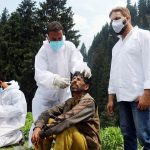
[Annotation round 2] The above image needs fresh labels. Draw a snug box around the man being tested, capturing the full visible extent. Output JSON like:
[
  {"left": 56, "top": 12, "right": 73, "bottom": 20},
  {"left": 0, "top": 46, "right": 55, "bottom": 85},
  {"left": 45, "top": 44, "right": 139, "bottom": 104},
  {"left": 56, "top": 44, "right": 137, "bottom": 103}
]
[{"left": 32, "top": 72, "right": 101, "bottom": 150}]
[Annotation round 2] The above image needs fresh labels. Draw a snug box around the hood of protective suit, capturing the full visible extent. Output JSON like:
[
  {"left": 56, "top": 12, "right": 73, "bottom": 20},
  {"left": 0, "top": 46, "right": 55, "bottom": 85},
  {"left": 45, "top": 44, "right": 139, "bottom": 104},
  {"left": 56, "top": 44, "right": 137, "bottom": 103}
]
[{"left": 4, "top": 80, "right": 20, "bottom": 91}]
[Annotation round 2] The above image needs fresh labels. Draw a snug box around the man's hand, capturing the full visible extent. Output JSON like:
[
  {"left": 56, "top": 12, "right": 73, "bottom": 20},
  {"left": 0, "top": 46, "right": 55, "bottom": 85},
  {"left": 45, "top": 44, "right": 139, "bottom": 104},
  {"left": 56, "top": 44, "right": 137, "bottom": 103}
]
[
  {"left": 44, "top": 118, "right": 56, "bottom": 129},
  {"left": 31, "top": 127, "right": 42, "bottom": 146},
  {"left": 137, "top": 90, "right": 150, "bottom": 110},
  {"left": 107, "top": 99, "right": 114, "bottom": 116},
  {"left": 107, "top": 94, "right": 115, "bottom": 116}
]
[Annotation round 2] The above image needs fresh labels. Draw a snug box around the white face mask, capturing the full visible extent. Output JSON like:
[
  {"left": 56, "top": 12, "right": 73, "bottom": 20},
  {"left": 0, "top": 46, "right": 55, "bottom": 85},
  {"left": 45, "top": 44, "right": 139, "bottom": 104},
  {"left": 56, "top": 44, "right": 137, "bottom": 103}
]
[{"left": 112, "top": 18, "right": 125, "bottom": 33}]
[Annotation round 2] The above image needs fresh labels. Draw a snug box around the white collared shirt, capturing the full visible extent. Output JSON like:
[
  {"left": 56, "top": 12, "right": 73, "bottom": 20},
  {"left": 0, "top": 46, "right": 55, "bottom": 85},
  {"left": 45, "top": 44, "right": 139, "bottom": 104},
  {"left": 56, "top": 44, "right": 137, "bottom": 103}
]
[{"left": 108, "top": 26, "right": 150, "bottom": 102}]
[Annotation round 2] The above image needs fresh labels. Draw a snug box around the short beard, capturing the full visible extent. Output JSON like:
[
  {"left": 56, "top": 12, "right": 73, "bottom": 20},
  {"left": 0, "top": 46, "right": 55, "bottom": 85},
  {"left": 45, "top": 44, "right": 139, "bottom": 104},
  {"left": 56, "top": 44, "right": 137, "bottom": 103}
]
[{"left": 71, "top": 87, "right": 83, "bottom": 92}]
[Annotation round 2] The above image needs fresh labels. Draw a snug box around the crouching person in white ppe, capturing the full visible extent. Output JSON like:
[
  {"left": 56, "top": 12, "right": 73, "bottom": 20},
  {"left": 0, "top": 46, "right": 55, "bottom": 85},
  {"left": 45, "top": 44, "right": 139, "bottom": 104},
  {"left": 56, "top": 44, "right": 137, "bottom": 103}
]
[
  {"left": 0, "top": 73, "right": 27, "bottom": 147},
  {"left": 28, "top": 21, "right": 91, "bottom": 147}
]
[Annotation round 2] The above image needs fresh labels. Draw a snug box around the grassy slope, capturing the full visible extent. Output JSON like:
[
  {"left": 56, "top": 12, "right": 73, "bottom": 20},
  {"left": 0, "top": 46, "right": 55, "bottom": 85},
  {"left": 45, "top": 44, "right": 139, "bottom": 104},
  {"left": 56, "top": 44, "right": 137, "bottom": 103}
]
[{"left": 1, "top": 113, "right": 143, "bottom": 150}]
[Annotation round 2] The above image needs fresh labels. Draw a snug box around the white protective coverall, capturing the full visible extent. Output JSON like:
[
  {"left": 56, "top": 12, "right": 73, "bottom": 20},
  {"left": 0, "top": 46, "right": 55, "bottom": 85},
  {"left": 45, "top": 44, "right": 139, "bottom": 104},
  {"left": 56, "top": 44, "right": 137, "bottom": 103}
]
[
  {"left": 28, "top": 40, "right": 90, "bottom": 147},
  {"left": 32, "top": 40, "right": 90, "bottom": 121},
  {"left": 0, "top": 80, "right": 27, "bottom": 147}
]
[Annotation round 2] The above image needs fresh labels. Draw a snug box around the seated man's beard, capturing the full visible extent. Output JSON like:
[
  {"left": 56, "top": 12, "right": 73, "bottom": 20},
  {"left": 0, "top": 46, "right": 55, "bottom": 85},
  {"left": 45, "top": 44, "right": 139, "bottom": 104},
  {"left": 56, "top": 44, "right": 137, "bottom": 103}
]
[{"left": 71, "top": 86, "right": 84, "bottom": 92}]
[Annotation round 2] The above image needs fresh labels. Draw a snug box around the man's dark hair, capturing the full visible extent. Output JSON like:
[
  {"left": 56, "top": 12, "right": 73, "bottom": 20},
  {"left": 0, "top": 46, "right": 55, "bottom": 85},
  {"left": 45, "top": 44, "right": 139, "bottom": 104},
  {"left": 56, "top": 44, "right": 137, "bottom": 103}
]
[
  {"left": 47, "top": 21, "right": 63, "bottom": 33},
  {"left": 71, "top": 71, "right": 91, "bottom": 86}
]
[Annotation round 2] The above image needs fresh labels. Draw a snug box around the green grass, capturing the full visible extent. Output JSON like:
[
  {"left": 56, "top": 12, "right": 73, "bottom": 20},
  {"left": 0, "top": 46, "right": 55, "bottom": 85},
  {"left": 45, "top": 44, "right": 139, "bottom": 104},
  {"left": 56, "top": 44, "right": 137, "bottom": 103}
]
[
  {"left": 0, "top": 141, "right": 32, "bottom": 150},
  {"left": 1, "top": 112, "right": 144, "bottom": 150},
  {"left": 0, "top": 112, "right": 33, "bottom": 150}
]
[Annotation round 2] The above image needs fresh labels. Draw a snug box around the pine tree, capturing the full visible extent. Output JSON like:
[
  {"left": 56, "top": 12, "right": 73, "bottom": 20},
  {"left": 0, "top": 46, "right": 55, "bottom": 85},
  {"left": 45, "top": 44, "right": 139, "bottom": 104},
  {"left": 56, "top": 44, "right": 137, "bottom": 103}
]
[
  {"left": 80, "top": 43, "right": 87, "bottom": 62},
  {"left": 0, "top": 0, "right": 42, "bottom": 111},
  {"left": 0, "top": 8, "right": 9, "bottom": 24},
  {"left": 0, "top": 8, "right": 10, "bottom": 76},
  {"left": 127, "top": 1, "right": 138, "bottom": 26},
  {"left": 15, "top": 0, "right": 43, "bottom": 110},
  {"left": 0, "top": 8, "right": 9, "bottom": 61},
  {"left": 138, "top": 0, "right": 147, "bottom": 16},
  {"left": 88, "top": 32, "right": 100, "bottom": 67},
  {"left": 127, "top": 0, "right": 131, "bottom": 5},
  {"left": 147, "top": 0, "right": 150, "bottom": 14},
  {"left": 146, "top": 0, "right": 150, "bottom": 28},
  {"left": 138, "top": 0, "right": 149, "bottom": 29}
]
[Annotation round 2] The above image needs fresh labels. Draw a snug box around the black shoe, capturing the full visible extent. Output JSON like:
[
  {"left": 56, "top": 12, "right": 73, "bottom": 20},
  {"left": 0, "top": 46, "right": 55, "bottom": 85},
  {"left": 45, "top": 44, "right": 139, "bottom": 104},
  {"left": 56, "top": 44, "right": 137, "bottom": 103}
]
[
  {"left": 19, "top": 138, "right": 24, "bottom": 146},
  {"left": 19, "top": 131, "right": 25, "bottom": 146}
]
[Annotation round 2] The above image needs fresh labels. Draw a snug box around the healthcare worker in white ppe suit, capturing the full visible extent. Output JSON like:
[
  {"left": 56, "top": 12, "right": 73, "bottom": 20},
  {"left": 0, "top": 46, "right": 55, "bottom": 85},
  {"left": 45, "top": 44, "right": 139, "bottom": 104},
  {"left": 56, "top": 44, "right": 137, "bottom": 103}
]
[
  {"left": 28, "top": 21, "right": 91, "bottom": 147},
  {"left": 0, "top": 73, "right": 27, "bottom": 147}
]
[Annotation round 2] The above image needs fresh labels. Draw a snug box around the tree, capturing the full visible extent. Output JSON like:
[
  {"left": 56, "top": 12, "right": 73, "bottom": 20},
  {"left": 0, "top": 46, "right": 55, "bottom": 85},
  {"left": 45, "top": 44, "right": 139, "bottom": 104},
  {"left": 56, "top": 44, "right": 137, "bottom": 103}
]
[
  {"left": 15, "top": 0, "right": 43, "bottom": 110},
  {"left": 0, "top": 0, "right": 42, "bottom": 111},
  {"left": 127, "top": 0, "right": 131, "bottom": 6},
  {"left": 138, "top": 0, "right": 149, "bottom": 29},
  {"left": 0, "top": 8, "right": 9, "bottom": 24},
  {"left": 138, "top": 0, "right": 147, "bottom": 16},
  {"left": 147, "top": 0, "right": 150, "bottom": 14},
  {"left": 37, "top": 0, "right": 80, "bottom": 46},
  {"left": 127, "top": 1, "right": 138, "bottom": 26},
  {"left": 80, "top": 43, "right": 87, "bottom": 62},
  {"left": 0, "top": 8, "right": 9, "bottom": 64},
  {"left": 87, "top": 32, "right": 100, "bottom": 67}
]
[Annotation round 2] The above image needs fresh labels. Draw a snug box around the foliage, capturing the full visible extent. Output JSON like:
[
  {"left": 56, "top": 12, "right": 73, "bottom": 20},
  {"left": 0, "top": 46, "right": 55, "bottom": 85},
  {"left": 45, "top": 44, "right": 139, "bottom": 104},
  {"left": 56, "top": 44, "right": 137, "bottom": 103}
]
[
  {"left": 0, "top": 8, "right": 9, "bottom": 24},
  {"left": 0, "top": 112, "right": 33, "bottom": 150},
  {"left": 80, "top": 43, "right": 87, "bottom": 62},
  {"left": 101, "top": 127, "right": 143, "bottom": 150},
  {"left": 21, "top": 112, "right": 33, "bottom": 140},
  {"left": 101, "top": 127, "right": 123, "bottom": 150}
]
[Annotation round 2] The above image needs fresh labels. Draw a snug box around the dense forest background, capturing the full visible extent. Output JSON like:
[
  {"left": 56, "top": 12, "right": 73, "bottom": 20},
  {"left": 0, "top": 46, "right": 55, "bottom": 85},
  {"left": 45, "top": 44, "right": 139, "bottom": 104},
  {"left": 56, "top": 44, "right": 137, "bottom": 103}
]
[{"left": 0, "top": 0, "right": 150, "bottom": 127}]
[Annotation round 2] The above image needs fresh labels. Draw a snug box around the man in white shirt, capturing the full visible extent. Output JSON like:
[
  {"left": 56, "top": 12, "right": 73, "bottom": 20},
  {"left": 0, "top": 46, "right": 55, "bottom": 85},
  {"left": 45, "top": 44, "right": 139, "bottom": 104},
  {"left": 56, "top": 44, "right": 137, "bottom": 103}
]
[{"left": 107, "top": 6, "right": 150, "bottom": 150}]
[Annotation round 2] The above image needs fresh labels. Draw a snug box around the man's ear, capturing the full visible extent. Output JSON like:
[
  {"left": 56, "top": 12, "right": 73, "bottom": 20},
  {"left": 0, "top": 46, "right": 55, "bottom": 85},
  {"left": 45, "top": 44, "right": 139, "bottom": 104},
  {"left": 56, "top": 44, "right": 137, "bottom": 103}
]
[{"left": 84, "top": 84, "right": 89, "bottom": 91}]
